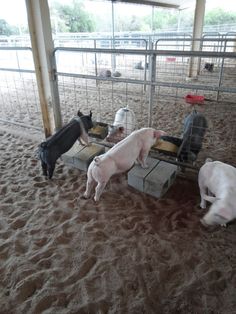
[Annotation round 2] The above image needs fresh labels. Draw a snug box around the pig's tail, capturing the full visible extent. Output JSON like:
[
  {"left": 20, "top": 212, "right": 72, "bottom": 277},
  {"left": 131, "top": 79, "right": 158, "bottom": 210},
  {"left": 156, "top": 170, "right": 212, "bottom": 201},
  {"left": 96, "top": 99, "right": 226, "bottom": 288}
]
[{"left": 94, "top": 156, "right": 101, "bottom": 165}]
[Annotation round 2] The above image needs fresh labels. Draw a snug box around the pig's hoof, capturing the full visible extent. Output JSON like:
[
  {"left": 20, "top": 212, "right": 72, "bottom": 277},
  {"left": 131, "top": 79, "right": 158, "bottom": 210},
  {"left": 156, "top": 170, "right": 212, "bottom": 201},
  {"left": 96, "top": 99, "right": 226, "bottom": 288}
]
[{"left": 221, "top": 223, "right": 227, "bottom": 228}]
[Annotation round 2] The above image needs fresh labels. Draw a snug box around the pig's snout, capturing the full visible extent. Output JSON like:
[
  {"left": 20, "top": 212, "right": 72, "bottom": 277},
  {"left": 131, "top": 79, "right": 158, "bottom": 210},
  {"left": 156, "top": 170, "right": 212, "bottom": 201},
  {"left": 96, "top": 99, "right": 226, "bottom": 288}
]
[
  {"left": 200, "top": 218, "right": 209, "bottom": 227},
  {"left": 154, "top": 130, "right": 167, "bottom": 139},
  {"left": 200, "top": 217, "right": 224, "bottom": 230},
  {"left": 200, "top": 216, "right": 218, "bottom": 229},
  {"left": 200, "top": 215, "right": 220, "bottom": 227},
  {"left": 160, "top": 131, "right": 167, "bottom": 137},
  {"left": 105, "top": 135, "right": 112, "bottom": 142},
  {"left": 200, "top": 211, "right": 216, "bottom": 226}
]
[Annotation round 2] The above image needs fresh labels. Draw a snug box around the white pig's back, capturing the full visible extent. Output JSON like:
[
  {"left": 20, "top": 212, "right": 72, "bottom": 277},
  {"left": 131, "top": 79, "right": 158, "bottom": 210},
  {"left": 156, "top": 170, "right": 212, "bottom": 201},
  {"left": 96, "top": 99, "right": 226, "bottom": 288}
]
[{"left": 204, "top": 161, "right": 236, "bottom": 196}]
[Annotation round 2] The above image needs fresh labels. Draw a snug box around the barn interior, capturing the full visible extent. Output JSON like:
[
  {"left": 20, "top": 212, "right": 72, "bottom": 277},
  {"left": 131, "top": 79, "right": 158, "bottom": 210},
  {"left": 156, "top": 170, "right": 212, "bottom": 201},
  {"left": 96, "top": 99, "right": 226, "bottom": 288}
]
[{"left": 0, "top": 1, "right": 236, "bottom": 313}]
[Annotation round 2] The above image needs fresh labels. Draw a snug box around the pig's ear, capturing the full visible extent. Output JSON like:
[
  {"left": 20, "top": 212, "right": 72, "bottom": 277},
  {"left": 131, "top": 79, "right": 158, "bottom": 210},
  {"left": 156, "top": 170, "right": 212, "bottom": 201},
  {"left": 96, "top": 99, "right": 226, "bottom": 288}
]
[
  {"left": 153, "top": 130, "right": 164, "bottom": 138},
  {"left": 216, "top": 207, "right": 232, "bottom": 221},
  {"left": 119, "top": 126, "right": 125, "bottom": 133},
  {"left": 203, "top": 195, "right": 217, "bottom": 203},
  {"left": 89, "top": 110, "right": 92, "bottom": 117},
  {"left": 77, "top": 110, "right": 83, "bottom": 117}
]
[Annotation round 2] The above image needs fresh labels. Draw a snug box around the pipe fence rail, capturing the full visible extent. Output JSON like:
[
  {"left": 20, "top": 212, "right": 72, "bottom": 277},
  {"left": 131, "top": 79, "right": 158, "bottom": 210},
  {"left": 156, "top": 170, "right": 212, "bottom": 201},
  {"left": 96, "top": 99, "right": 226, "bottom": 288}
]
[{"left": 0, "top": 46, "right": 41, "bottom": 131}]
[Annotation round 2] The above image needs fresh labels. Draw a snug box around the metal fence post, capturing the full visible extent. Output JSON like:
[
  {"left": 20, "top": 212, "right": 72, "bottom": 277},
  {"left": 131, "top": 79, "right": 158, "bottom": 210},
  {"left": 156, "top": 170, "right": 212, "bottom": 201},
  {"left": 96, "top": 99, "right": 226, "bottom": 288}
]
[
  {"left": 50, "top": 52, "right": 62, "bottom": 130},
  {"left": 217, "top": 39, "right": 227, "bottom": 101},
  {"left": 148, "top": 52, "right": 156, "bottom": 127}
]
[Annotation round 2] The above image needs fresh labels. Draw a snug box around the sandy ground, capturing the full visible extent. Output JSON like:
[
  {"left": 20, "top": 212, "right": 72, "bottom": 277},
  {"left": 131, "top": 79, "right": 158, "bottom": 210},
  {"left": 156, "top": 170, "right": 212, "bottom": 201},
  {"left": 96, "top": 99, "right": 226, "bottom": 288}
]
[{"left": 0, "top": 126, "right": 236, "bottom": 314}]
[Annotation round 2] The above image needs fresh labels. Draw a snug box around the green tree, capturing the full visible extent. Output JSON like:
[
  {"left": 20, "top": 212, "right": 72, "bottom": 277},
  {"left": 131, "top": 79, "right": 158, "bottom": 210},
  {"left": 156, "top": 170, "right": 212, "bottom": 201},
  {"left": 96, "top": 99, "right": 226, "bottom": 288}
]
[
  {"left": 115, "top": 15, "right": 143, "bottom": 32},
  {"left": 51, "top": 0, "right": 95, "bottom": 33},
  {"left": 204, "top": 8, "right": 236, "bottom": 26},
  {"left": 177, "top": 9, "right": 194, "bottom": 30},
  {"left": 144, "top": 9, "right": 179, "bottom": 31},
  {"left": 0, "top": 19, "right": 17, "bottom": 35}
]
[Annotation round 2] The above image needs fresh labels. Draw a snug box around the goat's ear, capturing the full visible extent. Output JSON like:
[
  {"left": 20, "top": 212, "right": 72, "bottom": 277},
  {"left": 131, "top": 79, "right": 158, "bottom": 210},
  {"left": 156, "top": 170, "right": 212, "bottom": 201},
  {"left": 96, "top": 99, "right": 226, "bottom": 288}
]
[
  {"left": 77, "top": 110, "right": 83, "bottom": 117},
  {"left": 89, "top": 110, "right": 92, "bottom": 117}
]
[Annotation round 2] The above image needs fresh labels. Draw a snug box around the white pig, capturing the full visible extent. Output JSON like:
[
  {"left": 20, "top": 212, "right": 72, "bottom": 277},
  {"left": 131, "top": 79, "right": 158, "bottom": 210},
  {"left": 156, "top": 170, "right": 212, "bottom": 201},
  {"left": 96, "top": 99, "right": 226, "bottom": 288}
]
[
  {"left": 84, "top": 128, "right": 166, "bottom": 202},
  {"left": 106, "top": 106, "right": 136, "bottom": 143},
  {"left": 198, "top": 159, "right": 236, "bottom": 226}
]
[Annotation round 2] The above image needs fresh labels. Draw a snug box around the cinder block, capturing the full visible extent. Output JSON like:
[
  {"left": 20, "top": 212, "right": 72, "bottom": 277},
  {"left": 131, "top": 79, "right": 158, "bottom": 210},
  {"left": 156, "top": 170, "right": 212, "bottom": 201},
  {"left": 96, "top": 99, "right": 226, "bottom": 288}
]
[
  {"left": 61, "top": 142, "right": 105, "bottom": 171},
  {"left": 128, "top": 157, "right": 160, "bottom": 192},
  {"left": 144, "top": 161, "right": 178, "bottom": 198},
  {"left": 61, "top": 142, "right": 85, "bottom": 165},
  {"left": 73, "top": 143, "right": 105, "bottom": 171}
]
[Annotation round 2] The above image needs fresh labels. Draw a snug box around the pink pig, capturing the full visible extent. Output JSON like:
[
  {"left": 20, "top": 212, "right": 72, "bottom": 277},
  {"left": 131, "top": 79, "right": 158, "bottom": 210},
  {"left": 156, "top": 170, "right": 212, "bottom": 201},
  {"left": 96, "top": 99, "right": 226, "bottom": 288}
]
[
  {"left": 84, "top": 127, "right": 166, "bottom": 202},
  {"left": 198, "top": 159, "right": 236, "bottom": 226}
]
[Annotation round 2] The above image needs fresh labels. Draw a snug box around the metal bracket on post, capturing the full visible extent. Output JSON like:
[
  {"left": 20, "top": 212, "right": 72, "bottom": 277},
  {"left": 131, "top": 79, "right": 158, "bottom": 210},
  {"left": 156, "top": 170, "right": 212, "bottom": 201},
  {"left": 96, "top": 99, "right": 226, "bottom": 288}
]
[
  {"left": 148, "top": 53, "right": 156, "bottom": 127},
  {"left": 144, "top": 40, "right": 153, "bottom": 93},
  {"left": 111, "top": 0, "right": 116, "bottom": 73},
  {"left": 50, "top": 52, "right": 62, "bottom": 131},
  {"left": 217, "top": 40, "right": 227, "bottom": 101}
]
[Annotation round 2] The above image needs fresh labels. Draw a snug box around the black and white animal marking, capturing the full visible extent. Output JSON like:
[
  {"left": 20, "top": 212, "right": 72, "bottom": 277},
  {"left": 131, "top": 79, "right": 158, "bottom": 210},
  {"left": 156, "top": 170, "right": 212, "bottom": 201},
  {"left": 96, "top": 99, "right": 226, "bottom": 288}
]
[{"left": 38, "top": 110, "right": 93, "bottom": 179}]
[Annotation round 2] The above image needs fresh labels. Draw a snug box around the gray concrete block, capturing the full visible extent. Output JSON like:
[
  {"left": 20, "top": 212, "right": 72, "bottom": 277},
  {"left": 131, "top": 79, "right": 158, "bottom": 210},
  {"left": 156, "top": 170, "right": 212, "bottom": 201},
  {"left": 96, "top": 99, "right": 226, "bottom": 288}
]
[
  {"left": 73, "top": 143, "right": 105, "bottom": 171},
  {"left": 128, "top": 157, "right": 160, "bottom": 192},
  {"left": 144, "top": 161, "right": 178, "bottom": 198},
  {"left": 61, "top": 142, "right": 85, "bottom": 165},
  {"left": 61, "top": 142, "right": 105, "bottom": 171}
]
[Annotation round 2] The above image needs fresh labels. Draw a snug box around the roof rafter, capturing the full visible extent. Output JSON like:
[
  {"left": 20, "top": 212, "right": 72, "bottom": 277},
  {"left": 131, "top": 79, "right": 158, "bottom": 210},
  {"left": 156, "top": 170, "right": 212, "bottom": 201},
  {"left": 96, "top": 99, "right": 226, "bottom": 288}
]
[{"left": 111, "top": 0, "right": 180, "bottom": 9}]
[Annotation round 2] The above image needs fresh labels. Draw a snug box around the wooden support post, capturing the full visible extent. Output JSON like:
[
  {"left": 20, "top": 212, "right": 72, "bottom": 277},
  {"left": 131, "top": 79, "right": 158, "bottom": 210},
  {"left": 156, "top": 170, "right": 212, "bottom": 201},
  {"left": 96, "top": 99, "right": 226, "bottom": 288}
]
[
  {"left": 25, "top": 0, "right": 62, "bottom": 138},
  {"left": 148, "top": 53, "right": 156, "bottom": 127}
]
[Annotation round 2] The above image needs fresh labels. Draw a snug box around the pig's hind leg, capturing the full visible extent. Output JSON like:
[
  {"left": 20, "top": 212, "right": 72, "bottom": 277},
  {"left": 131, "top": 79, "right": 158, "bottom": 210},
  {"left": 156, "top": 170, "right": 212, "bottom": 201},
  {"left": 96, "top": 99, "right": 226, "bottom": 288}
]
[
  {"left": 198, "top": 176, "right": 207, "bottom": 209},
  {"left": 83, "top": 171, "right": 96, "bottom": 199},
  {"left": 48, "top": 163, "right": 56, "bottom": 179},
  {"left": 41, "top": 160, "right": 48, "bottom": 177},
  {"left": 94, "top": 181, "right": 107, "bottom": 202},
  {"left": 39, "top": 151, "right": 48, "bottom": 176}
]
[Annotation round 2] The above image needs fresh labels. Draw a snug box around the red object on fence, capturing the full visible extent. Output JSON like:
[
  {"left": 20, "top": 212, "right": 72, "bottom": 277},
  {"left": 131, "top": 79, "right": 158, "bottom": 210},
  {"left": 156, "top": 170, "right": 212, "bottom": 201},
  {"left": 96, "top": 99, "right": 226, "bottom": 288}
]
[
  {"left": 166, "top": 57, "right": 176, "bottom": 62},
  {"left": 185, "top": 94, "right": 205, "bottom": 104}
]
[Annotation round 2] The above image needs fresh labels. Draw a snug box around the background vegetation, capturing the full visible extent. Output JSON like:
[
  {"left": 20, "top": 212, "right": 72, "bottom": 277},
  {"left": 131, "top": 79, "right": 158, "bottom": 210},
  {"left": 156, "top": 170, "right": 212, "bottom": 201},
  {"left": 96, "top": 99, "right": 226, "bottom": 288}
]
[
  {"left": 0, "top": 0, "right": 236, "bottom": 35},
  {"left": 49, "top": 1, "right": 236, "bottom": 33}
]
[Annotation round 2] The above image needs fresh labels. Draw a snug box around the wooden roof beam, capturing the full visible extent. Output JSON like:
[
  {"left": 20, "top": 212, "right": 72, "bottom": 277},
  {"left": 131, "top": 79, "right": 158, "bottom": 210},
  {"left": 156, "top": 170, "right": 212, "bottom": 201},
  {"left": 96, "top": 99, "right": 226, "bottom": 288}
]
[{"left": 111, "top": 0, "right": 180, "bottom": 9}]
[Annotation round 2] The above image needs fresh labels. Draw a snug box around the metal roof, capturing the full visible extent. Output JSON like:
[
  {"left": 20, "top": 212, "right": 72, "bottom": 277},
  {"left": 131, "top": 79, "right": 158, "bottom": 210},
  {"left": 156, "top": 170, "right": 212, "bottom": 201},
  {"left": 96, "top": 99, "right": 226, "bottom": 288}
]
[{"left": 112, "top": 0, "right": 195, "bottom": 9}]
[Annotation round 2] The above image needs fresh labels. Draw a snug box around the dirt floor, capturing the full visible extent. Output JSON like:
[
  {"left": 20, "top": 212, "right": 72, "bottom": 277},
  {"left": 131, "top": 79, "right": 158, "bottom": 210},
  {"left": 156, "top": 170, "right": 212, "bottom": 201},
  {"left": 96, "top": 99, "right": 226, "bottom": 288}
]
[{"left": 1, "top": 59, "right": 236, "bottom": 313}]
